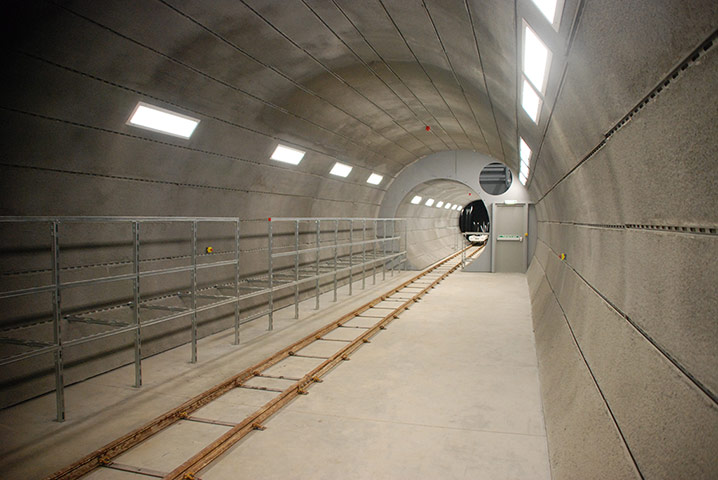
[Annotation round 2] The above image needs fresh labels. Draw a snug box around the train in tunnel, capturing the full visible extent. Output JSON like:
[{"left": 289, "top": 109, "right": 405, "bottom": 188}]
[{"left": 0, "top": 0, "right": 716, "bottom": 479}]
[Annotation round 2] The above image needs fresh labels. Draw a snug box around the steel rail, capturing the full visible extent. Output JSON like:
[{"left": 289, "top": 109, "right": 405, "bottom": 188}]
[
  {"left": 164, "top": 247, "right": 480, "bottom": 480},
  {"left": 45, "top": 246, "right": 480, "bottom": 480}
]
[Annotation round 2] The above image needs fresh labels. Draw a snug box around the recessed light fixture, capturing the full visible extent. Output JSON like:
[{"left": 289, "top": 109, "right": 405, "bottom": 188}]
[
  {"left": 329, "top": 162, "right": 353, "bottom": 177},
  {"left": 436, "top": 201, "right": 444, "bottom": 208},
  {"left": 505, "top": 200, "right": 518, "bottom": 205},
  {"left": 366, "top": 173, "right": 384, "bottom": 185},
  {"left": 520, "top": 137, "right": 532, "bottom": 165},
  {"left": 523, "top": 25, "right": 551, "bottom": 92},
  {"left": 531, "top": 0, "right": 560, "bottom": 27},
  {"left": 444, "top": 203, "right": 451, "bottom": 209},
  {"left": 411, "top": 195, "right": 422, "bottom": 204},
  {"left": 127, "top": 102, "right": 200, "bottom": 139},
  {"left": 521, "top": 80, "right": 542, "bottom": 123},
  {"left": 425, "top": 198, "right": 435, "bottom": 207},
  {"left": 520, "top": 155, "right": 530, "bottom": 185},
  {"left": 455, "top": 205, "right": 461, "bottom": 210},
  {"left": 270, "top": 144, "right": 306, "bottom": 165}
]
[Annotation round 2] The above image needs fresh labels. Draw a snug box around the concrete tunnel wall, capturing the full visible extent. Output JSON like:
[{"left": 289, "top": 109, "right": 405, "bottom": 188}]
[
  {"left": 523, "top": 1, "right": 718, "bottom": 478},
  {"left": 0, "top": 1, "right": 716, "bottom": 478}
]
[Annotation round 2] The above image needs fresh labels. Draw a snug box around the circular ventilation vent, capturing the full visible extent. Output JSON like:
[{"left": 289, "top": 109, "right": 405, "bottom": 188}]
[{"left": 479, "top": 162, "right": 512, "bottom": 195}]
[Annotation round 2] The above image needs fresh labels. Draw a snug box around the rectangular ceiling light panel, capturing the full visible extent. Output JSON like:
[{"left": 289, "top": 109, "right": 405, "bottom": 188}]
[
  {"left": 127, "top": 102, "right": 200, "bottom": 139},
  {"left": 520, "top": 161, "right": 530, "bottom": 175},
  {"left": 436, "top": 201, "right": 444, "bottom": 208},
  {"left": 444, "top": 203, "right": 451, "bottom": 209},
  {"left": 425, "top": 198, "right": 435, "bottom": 207},
  {"left": 367, "top": 173, "right": 384, "bottom": 185},
  {"left": 521, "top": 80, "right": 542, "bottom": 123},
  {"left": 330, "top": 162, "right": 353, "bottom": 177},
  {"left": 411, "top": 195, "right": 423, "bottom": 204},
  {"left": 520, "top": 137, "right": 532, "bottom": 165},
  {"left": 271, "top": 144, "right": 305, "bottom": 165},
  {"left": 523, "top": 25, "right": 551, "bottom": 92},
  {"left": 531, "top": 0, "right": 561, "bottom": 27}
]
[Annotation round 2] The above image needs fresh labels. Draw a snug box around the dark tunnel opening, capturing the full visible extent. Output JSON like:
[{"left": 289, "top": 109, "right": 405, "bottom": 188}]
[{"left": 459, "top": 200, "right": 490, "bottom": 245}]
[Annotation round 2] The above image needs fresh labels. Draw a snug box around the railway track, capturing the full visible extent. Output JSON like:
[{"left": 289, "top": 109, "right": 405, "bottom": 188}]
[{"left": 47, "top": 245, "right": 482, "bottom": 480}]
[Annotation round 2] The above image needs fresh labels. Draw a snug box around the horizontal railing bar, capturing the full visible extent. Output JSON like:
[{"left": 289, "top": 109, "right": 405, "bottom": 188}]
[
  {"left": 9, "top": 259, "right": 241, "bottom": 294},
  {"left": 271, "top": 236, "right": 400, "bottom": 259},
  {"left": 0, "top": 284, "right": 55, "bottom": 300},
  {"left": 267, "top": 252, "right": 405, "bottom": 292},
  {"left": 268, "top": 217, "right": 404, "bottom": 222},
  {"left": 141, "top": 305, "right": 189, "bottom": 312},
  {"left": 66, "top": 315, "right": 130, "bottom": 327},
  {"left": 63, "top": 296, "right": 244, "bottom": 348},
  {"left": 0, "top": 344, "right": 58, "bottom": 366},
  {"left": 0, "top": 336, "right": 53, "bottom": 348},
  {"left": 0, "top": 216, "right": 240, "bottom": 223}
]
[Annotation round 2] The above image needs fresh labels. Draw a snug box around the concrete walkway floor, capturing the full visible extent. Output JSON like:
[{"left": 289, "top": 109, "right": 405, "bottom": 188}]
[
  {"left": 199, "top": 272, "right": 550, "bottom": 480},
  {"left": 1, "top": 269, "right": 550, "bottom": 479}
]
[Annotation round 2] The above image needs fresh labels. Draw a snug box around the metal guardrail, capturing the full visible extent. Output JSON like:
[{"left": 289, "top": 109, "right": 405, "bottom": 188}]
[
  {"left": 0, "top": 216, "right": 406, "bottom": 422},
  {"left": 267, "top": 217, "right": 407, "bottom": 329}
]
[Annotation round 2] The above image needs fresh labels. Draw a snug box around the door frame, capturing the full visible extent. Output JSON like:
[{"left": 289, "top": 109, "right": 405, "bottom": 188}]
[{"left": 490, "top": 202, "right": 529, "bottom": 273}]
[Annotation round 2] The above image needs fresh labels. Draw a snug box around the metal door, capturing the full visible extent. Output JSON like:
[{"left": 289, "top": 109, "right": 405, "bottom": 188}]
[{"left": 491, "top": 203, "right": 528, "bottom": 272}]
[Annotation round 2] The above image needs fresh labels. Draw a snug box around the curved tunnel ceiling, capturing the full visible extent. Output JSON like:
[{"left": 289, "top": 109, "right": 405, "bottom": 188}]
[
  {"left": 0, "top": 0, "right": 525, "bottom": 218},
  {"left": 396, "top": 178, "right": 478, "bottom": 218}
]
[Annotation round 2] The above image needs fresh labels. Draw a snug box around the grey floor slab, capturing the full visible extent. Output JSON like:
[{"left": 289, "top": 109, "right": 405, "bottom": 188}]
[
  {"left": 198, "top": 272, "right": 550, "bottom": 479},
  {"left": 0, "top": 270, "right": 550, "bottom": 480}
]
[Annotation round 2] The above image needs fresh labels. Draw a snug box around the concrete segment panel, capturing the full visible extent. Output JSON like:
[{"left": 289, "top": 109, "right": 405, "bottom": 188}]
[{"left": 530, "top": 264, "right": 640, "bottom": 479}]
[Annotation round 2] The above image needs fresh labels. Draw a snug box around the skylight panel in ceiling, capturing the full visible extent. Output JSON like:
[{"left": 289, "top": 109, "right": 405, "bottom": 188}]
[
  {"left": 519, "top": 171, "right": 528, "bottom": 185},
  {"left": 520, "top": 161, "right": 530, "bottom": 177},
  {"left": 521, "top": 80, "right": 542, "bottom": 123},
  {"left": 531, "top": 0, "right": 561, "bottom": 27},
  {"left": 329, "top": 162, "right": 353, "bottom": 177},
  {"left": 127, "top": 102, "right": 199, "bottom": 139},
  {"left": 270, "top": 144, "right": 305, "bottom": 165},
  {"left": 411, "top": 195, "right": 423, "bottom": 204},
  {"left": 520, "top": 137, "right": 532, "bottom": 165},
  {"left": 425, "top": 198, "right": 435, "bottom": 207},
  {"left": 366, "top": 173, "right": 384, "bottom": 185},
  {"left": 523, "top": 25, "right": 551, "bottom": 92}
]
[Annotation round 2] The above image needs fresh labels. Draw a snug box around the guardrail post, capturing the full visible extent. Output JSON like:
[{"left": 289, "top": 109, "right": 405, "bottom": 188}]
[
  {"left": 382, "top": 220, "right": 387, "bottom": 281},
  {"left": 315, "top": 220, "right": 320, "bottom": 309},
  {"left": 349, "top": 219, "right": 353, "bottom": 296},
  {"left": 333, "top": 220, "right": 338, "bottom": 302},
  {"left": 390, "top": 219, "right": 395, "bottom": 277},
  {"left": 51, "top": 221, "right": 65, "bottom": 422},
  {"left": 362, "top": 219, "right": 366, "bottom": 289},
  {"left": 132, "top": 221, "right": 142, "bottom": 387},
  {"left": 234, "top": 220, "right": 241, "bottom": 344},
  {"left": 373, "top": 219, "right": 377, "bottom": 285},
  {"left": 294, "top": 220, "right": 299, "bottom": 319},
  {"left": 404, "top": 219, "right": 408, "bottom": 270},
  {"left": 268, "top": 219, "right": 274, "bottom": 331},
  {"left": 190, "top": 221, "right": 198, "bottom": 363}
]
